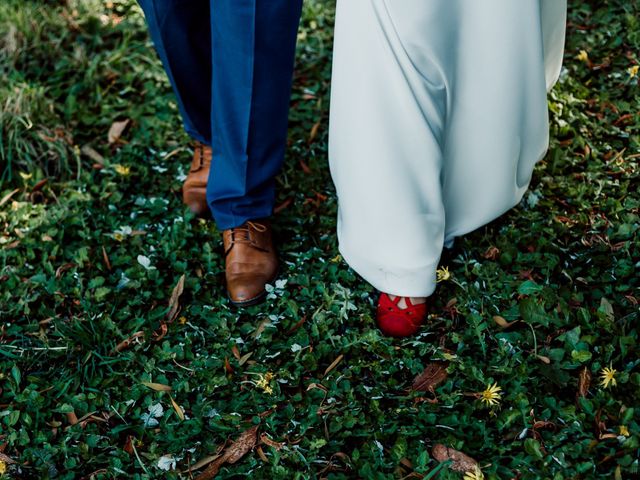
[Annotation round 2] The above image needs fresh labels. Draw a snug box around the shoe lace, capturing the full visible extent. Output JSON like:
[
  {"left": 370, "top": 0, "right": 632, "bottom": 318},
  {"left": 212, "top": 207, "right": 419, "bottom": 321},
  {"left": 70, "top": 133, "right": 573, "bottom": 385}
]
[{"left": 225, "top": 221, "right": 269, "bottom": 256}]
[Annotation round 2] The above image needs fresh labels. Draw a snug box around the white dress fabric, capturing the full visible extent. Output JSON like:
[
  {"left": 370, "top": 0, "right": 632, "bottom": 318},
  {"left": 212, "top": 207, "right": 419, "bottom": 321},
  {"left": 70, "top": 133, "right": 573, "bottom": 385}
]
[{"left": 328, "top": 0, "right": 567, "bottom": 297}]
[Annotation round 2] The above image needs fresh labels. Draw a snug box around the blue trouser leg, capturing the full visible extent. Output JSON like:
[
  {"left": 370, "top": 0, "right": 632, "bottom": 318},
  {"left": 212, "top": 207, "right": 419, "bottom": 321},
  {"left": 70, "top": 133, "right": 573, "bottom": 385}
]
[
  {"left": 207, "top": 0, "right": 303, "bottom": 229},
  {"left": 137, "top": 0, "right": 212, "bottom": 144},
  {"left": 137, "top": 0, "right": 302, "bottom": 229}
]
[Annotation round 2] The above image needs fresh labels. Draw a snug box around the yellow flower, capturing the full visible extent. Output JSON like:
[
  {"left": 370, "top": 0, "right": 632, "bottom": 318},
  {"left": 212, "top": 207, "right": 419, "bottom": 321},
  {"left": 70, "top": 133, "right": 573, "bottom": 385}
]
[
  {"left": 0, "top": 460, "right": 6, "bottom": 474},
  {"left": 178, "top": 316, "right": 187, "bottom": 325},
  {"left": 599, "top": 366, "right": 617, "bottom": 389},
  {"left": 255, "top": 372, "right": 274, "bottom": 395},
  {"left": 576, "top": 50, "right": 589, "bottom": 62},
  {"left": 112, "top": 232, "right": 125, "bottom": 242},
  {"left": 619, "top": 425, "right": 630, "bottom": 437},
  {"left": 463, "top": 466, "right": 485, "bottom": 480},
  {"left": 330, "top": 254, "right": 343, "bottom": 263},
  {"left": 479, "top": 382, "right": 502, "bottom": 407},
  {"left": 114, "top": 164, "right": 131, "bottom": 176},
  {"left": 436, "top": 266, "right": 451, "bottom": 283},
  {"left": 628, "top": 65, "right": 639, "bottom": 78}
]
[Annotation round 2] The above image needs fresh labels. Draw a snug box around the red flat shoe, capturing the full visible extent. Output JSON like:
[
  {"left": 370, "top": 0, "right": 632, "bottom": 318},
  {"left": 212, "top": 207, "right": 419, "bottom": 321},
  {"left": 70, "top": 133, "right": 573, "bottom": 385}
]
[{"left": 377, "top": 293, "right": 428, "bottom": 337}]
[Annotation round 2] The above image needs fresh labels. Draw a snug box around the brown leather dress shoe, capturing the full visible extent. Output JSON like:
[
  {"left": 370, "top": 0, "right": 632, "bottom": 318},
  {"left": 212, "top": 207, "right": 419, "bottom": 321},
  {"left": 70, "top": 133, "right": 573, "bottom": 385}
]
[
  {"left": 222, "top": 220, "right": 279, "bottom": 307},
  {"left": 182, "top": 141, "right": 212, "bottom": 218}
]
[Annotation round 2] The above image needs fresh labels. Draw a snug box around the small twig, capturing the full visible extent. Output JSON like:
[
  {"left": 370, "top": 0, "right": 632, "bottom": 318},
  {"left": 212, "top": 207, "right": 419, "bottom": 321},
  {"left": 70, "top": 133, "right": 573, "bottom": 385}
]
[
  {"left": 527, "top": 322, "right": 538, "bottom": 357},
  {"left": 130, "top": 438, "right": 150, "bottom": 475}
]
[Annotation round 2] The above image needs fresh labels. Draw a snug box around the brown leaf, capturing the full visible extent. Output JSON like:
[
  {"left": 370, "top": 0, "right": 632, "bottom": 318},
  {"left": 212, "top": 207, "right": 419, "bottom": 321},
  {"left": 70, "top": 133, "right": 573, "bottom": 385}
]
[
  {"left": 536, "top": 355, "right": 551, "bottom": 364},
  {"left": 108, "top": 119, "right": 130, "bottom": 144},
  {"left": 81, "top": 145, "right": 105, "bottom": 164},
  {"left": 102, "top": 246, "right": 112, "bottom": 271},
  {"left": 0, "top": 452, "right": 17, "bottom": 464},
  {"left": 225, "top": 426, "right": 259, "bottom": 463},
  {"left": 112, "top": 331, "right": 145, "bottom": 354},
  {"left": 195, "top": 426, "right": 258, "bottom": 480},
  {"left": 308, "top": 121, "right": 321, "bottom": 144},
  {"left": 32, "top": 178, "right": 48, "bottom": 192},
  {"left": 123, "top": 435, "right": 134, "bottom": 455},
  {"left": 238, "top": 351, "right": 253, "bottom": 366},
  {"left": 152, "top": 322, "right": 168, "bottom": 342},
  {"left": 169, "top": 395, "right": 185, "bottom": 421},
  {"left": 0, "top": 188, "right": 20, "bottom": 207},
  {"left": 186, "top": 454, "right": 223, "bottom": 473},
  {"left": 260, "top": 433, "right": 284, "bottom": 451},
  {"left": 66, "top": 411, "right": 78, "bottom": 426},
  {"left": 577, "top": 366, "right": 591, "bottom": 400},
  {"left": 323, "top": 354, "right": 344, "bottom": 377},
  {"left": 411, "top": 362, "right": 449, "bottom": 393},
  {"left": 55, "top": 263, "right": 77, "bottom": 279},
  {"left": 256, "top": 446, "right": 268, "bottom": 462},
  {"left": 167, "top": 274, "right": 185, "bottom": 322},
  {"left": 274, "top": 197, "right": 293, "bottom": 214},
  {"left": 224, "top": 357, "right": 233, "bottom": 375},
  {"left": 483, "top": 246, "right": 500, "bottom": 260},
  {"left": 299, "top": 159, "right": 312, "bottom": 174},
  {"left": 231, "top": 345, "right": 241, "bottom": 360},
  {"left": 431, "top": 444, "right": 478, "bottom": 472},
  {"left": 141, "top": 382, "right": 172, "bottom": 392},
  {"left": 493, "top": 315, "right": 520, "bottom": 329}
]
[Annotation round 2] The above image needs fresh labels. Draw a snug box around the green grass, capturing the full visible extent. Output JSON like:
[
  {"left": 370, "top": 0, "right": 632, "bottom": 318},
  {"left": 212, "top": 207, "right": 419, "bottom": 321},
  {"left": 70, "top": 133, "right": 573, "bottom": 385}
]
[{"left": 0, "top": 0, "right": 639, "bottom": 478}]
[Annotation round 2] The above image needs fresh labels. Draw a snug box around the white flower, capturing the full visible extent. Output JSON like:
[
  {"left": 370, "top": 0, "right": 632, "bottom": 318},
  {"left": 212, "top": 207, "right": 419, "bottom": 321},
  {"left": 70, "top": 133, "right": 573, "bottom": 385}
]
[
  {"left": 137, "top": 255, "right": 155, "bottom": 270},
  {"left": 157, "top": 455, "right": 176, "bottom": 471}
]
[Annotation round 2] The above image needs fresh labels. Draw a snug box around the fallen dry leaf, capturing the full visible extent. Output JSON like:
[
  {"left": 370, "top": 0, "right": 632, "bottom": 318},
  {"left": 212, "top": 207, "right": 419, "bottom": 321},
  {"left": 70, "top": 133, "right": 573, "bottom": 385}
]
[
  {"left": 195, "top": 426, "right": 258, "bottom": 480},
  {"left": 483, "top": 246, "right": 500, "bottom": 260},
  {"left": 577, "top": 366, "right": 592, "bottom": 401},
  {"left": 81, "top": 145, "right": 105, "bottom": 164},
  {"left": 225, "top": 426, "right": 259, "bottom": 463},
  {"left": 238, "top": 351, "right": 253, "bottom": 366},
  {"left": 169, "top": 395, "right": 185, "bottom": 421},
  {"left": 0, "top": 452, "right": 16, "bottom": 465},
  {"left": 108, "top": 119, "right": 130, "bottom": 144},
  {"left": 323, "top": 354, "right": 344, "bottom": 377},
  {"left": 112, "top": 331, "right": 145, "bottom": 354},
  {"left": 256, "top": 445, "right": 268, "bottom": 462},
  {"left": 66, "top": 411, "right": 78, "bottom": 426},
  {"left": 55, "top": 263, "right": 77, "bottom": 279},
  {"left": 431, "top": 444, "right": 478, "bottom": 472},
  {"left": 411, "top": 362, "right": 449, "bottom": 393},
  {"left": 0, "top": 188, "right": 20, "bottom": 207},
  {"left": 308, "top": 121, "right": 321, "bottom": 144},
  {"left": 260, "top": 433, "right": 284, "bottom": 451},
  {"left": 102, "top": 246, "right": 112, "bottom": 271},
  {"left": 231, "top": 345, "right": 241, "bottom": 360},
  {"left": 167, "top": 274, "right": 186, "bottom": 322},
  {"left": 141, "top": 382, "right": 172, "bottom": 392},
  {"left": 493, "top": 315, "right": 520, "bottom": 329}
]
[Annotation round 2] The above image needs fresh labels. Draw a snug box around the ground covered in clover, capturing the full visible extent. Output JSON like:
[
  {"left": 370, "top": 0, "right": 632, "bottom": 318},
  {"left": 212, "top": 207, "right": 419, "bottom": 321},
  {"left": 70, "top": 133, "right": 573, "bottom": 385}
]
[{"left": 0, "top": 0, "right": 638, "bottom": 479}]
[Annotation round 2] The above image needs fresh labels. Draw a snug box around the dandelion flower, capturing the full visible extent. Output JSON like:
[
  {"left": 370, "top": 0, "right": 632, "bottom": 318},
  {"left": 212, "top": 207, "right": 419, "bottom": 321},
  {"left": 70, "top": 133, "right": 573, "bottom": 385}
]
[
  {"left": 436, "top": 266, "right": 451, "bottom": 283},
  {"left": 463, "top": 466, "right": 485, "bottom": 480},
  {"left": 628, "top": 65, "right": 639, "bottom": 78},
  {"left": 479, "top": 383, "right": 502, "bottom": 407},
  {"left": 619, "top": 425, "right": 630, "bottom": 437},
  {"left": 599, "top": 366, "right": 617, "bottom": 389},
  {"left": 114, "top": 164, "right": 131, "bottom": 176},
  {"left": 576, "top": 50, "right": 589, "bottom": 62},
  {"left": 255, "top": 372, "right": 274, "bottom": 395}
]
